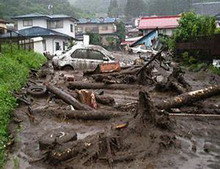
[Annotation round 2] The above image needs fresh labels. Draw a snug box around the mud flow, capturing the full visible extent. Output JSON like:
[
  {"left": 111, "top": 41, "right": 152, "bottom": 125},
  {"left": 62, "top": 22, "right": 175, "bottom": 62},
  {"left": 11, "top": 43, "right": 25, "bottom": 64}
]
[{"left": 5, "top": 52, "right": 220, "bottom": 169}]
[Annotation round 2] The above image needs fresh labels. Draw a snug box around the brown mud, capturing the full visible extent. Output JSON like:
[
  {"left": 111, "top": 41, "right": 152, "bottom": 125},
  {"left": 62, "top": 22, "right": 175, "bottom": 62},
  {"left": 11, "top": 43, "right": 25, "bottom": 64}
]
[{"left": 5, "top": 56, "right": 220, "bottom": 169}]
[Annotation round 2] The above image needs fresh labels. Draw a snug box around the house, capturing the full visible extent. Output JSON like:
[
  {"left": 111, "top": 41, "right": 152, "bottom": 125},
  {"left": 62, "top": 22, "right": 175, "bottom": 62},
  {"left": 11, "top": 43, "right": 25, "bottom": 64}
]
[
  {"left": 138, "top": 15, "right": 180, "bottom": 36},
  {"left": 0, "top": 19, "right": 9, "bottom": 34},
  {"left": 12, "top": 13, "right": 78, "bottom": 38},
  {"left": 2, "top": 13, "right": 78, "bottom": 55},
  {"left": 76, "top": 17, "right": 118, "bottom": 36},
  {"left": 0, "top": 26, "right": 72, "bottom": 55}
]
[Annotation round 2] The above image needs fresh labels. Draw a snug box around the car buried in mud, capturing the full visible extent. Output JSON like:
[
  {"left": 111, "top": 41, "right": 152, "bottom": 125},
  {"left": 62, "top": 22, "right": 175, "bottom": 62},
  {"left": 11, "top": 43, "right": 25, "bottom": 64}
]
[{"left": 52, "top": 44, "right": 116, "bottom": 70}]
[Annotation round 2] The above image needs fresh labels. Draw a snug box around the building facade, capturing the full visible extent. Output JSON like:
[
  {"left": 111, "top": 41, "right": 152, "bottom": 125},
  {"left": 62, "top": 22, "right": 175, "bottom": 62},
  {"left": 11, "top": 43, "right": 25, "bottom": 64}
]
[
  {"left": 8, "top": 13, "right": 78, "bottom": 55},
  {"left": 12, "top": 13, "right": 77, "bottom": 38},
  {"left": 138, "top": 15, "right": 180, "bottom": 36},
  {"left": 76, "top": 18, "right": 117, "bottom": 36}
]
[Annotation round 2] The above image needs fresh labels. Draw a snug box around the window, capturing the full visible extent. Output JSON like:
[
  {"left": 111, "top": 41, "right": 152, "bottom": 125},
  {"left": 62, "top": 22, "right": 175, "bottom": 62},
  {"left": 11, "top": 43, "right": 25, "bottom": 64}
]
[
  {"left": 77, "top": 27, "right": 83, "bottom": 33},
  {"left": 71, "top": 49, "right": 87, "bottom": 59},
  {"left": 43, "top": 40, "right": 46, "bottom": 51},
  {"left": 47, "top": 20, "right": 63, "bottom": 29},
  {"left": 23, "top": 19, "right": 33, "bottom": 27},
  {"left": 88, "top": 50, "right": 104, "bottom": 60},
  {"left": 163, "top": 29, "right": 167, "bottom": 34},
  {"left": 70, "top": 24, "right": 73, "bottom": 32},
  {"left": 63, "top": 42, "right": 66, "bottom": 51},
  {"left": 55, "top": 42, "right": 61, "bottom": 51},
  {"left": 102, "top": 26, "right": 108, "bottom": 31}
]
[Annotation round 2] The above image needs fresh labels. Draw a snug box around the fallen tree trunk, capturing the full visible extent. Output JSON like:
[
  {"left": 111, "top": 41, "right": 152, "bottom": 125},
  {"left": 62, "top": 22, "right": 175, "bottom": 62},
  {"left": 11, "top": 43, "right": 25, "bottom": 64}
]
[
  {"left": 96, "top": 95, "right": 115, "bottom": 106},
  {"left": 169, "top": 113, "right": 220, "bottom": 119},
  {"left": 157, "top": 85, "right": 220, "bottom": 110},
  {"left": 32, "top": 108, "right": 127, "bottom": 120},
  {"left": 46, "top": 84, "right": 93, "bottom": 111},
  {"left": 68, "top": 82, "right": 143, "bottom": 90}
]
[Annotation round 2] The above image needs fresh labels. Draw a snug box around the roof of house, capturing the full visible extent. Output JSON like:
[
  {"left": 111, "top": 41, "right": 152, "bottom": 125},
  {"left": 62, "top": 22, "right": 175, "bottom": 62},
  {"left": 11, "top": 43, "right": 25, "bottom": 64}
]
[
  {"left": 11, "top": 13, "right": 78, "bottom": 22},
  {"left": 138, "top": 15, "right": 180, "bottom": 30},
  {"left": 192, "top": 2, "right": 220, "bottom": 16},
  {"left": 0, "top": 19, "right": 9, "bottom": 24},
  {"left": 78, "top": 17, "right": 118, "bottom": 24},
  {"left": 0, "top": 26, "right": 72, "bottom": 39},
  {"left": 130, "top": 29, "right": 158, "bottom": 47}
]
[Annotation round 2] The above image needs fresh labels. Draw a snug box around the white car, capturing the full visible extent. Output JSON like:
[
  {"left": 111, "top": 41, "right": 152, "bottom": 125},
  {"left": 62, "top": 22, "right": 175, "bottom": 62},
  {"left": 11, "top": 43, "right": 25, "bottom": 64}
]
[
  {"left": 131, "top": 45, "right": 157, "bottom": 55},
  {"left": 52, "top": 44, "right": 116, "bottom": 70}
]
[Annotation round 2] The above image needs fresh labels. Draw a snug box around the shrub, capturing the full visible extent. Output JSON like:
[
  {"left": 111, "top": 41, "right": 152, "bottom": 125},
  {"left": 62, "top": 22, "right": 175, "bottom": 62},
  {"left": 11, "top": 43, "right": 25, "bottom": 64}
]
[{"left": 0, "top": 46, "right": 46, "bottom": 167}]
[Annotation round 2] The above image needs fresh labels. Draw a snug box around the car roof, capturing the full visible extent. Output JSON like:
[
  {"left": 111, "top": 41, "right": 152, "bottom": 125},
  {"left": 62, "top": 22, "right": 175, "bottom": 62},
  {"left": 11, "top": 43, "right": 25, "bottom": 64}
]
[{"left": 70, "top": 44, "right": 113, "bottom": 57}]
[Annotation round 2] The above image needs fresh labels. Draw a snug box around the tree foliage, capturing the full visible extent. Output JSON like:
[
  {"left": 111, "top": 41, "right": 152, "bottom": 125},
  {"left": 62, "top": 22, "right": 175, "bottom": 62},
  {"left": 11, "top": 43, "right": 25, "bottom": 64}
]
[
  {"left": 0, "top": 0, "right": 93, "bottom": 20},
  {"left": 108, "top": 0, "right": 119, "bottom": 18},
  {"left": 116, "top": 21, "right": 125, "bottom": 41},
  {"left": 124, "top": 0, "right": 147, "bottom": 18},
  {"left": 87, "top": 32, "right": 102, "bottom": 46},
  {"left": 174, "top": 12, "right": 216, "bottom": 42}
]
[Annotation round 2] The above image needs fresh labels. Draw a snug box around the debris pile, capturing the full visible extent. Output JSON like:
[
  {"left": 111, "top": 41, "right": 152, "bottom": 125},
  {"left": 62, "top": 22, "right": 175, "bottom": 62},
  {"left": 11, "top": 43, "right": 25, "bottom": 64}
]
[{"left": 8, "top": 50, "right": 220, "bottom": 169}]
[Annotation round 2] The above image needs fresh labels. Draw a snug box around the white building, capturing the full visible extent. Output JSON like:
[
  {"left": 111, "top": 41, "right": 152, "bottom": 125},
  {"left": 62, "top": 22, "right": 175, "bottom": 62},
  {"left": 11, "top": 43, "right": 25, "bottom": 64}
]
[{"left": 10, "top": 13, "right": 78, "bottom": 55}]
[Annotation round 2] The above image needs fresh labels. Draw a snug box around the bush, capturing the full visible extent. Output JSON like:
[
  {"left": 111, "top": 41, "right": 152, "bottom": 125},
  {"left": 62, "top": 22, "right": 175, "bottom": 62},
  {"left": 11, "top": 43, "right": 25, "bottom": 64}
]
[
  {"left": 209, "top": 66, "right": 220, "bottom": 75},
  {"left": 189, "top": 63, "right": 208, "bottom": 72},
  {"left": 0, "top": 46, "right": 46, "bottom": 167}
]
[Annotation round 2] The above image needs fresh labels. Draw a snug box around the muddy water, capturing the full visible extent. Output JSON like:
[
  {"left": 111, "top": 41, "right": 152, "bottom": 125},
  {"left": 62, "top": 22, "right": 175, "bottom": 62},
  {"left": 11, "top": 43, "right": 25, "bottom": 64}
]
[{"left": 159, "top": 118, "right": 220, "bottom": 169}]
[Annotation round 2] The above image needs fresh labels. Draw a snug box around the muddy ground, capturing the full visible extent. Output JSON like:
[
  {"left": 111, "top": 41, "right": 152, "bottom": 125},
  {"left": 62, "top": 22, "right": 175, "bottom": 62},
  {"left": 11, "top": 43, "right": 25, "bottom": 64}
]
[{"left": 5, "top": 52, "right": 220, "bottom": 169}]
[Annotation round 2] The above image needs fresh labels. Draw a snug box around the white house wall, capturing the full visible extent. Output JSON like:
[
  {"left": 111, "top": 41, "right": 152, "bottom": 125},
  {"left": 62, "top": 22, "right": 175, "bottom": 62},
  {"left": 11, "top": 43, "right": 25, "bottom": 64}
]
[
  {"left": 143, "top": 29, "right": 174, "bottom": 36},
  {"left": 16, "top": 19, "right": 76, "bottom": 38},
  {"left": 52, "top": 20, "right": 75, "bottom": 38},
  {"left": 44, "top": 37, "right": 69, "bottom": 55},
  {"left": 17, "top": 19, "right": 47, "bottom": 30},
  {"left": 33, "top": 40, "right": 44, "bottom": 54}
]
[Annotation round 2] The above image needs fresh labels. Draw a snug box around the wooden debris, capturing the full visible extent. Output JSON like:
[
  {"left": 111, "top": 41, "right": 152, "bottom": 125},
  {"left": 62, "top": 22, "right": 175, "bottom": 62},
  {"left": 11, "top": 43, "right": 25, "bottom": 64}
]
[
  {"left": 157, "top": 85, "right": 220, "bottom": 110},
  {"left": 68, "top": 82, "right": 143, "bottom": 90},
  {"left": 47, "top": 84, "right": 93, "bottom": 111},
  {"left": 32, "top": 108, "right": 127, "bottom": 120},
  {"left": 169, "top": 113, "right": 220, "bottom": 119}
]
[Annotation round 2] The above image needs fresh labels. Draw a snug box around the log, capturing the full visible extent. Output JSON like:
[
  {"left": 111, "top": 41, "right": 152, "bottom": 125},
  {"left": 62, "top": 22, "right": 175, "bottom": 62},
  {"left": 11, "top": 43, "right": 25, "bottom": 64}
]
[
  {"left": 32, "top": 108, "right": 126, "bottom": 120},
  {"left": 96, "top": 95, "right": 115, "bottom": 106},
  {"left": 68, "top": 82, "right": 143, "bottom": 90},
  {"left": 169, "top": 113, "right": 220, "bottom": 119},
  {"left": 157, "top": 85, "right": 220, "bottom": 110},
  {"left": 46, "top": 84, "right": 93, "bottom": 111},
  {"left": 61, "top": 110, "right": 124, "bottom": 120}
]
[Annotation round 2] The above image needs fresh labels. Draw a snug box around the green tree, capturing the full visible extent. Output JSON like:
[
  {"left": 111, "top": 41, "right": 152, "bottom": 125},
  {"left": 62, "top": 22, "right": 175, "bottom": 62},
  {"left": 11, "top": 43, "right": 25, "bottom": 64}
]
[
  {"left": 116, "top": 21, "right": 125, "bottom": 41},
  {"left": 108, "top": 0, "right": 119, "bottom": 17},
  {"left": 124, "top": 0, "right": 147, "bottom": 19},
  {"left": 174, "top": 12, "right": 216, "bottom": 42},
  {"left": 0, "top": 0, "right": 92, "bottom": 20},
  {"left": 87, "top": 32, "right": 102, "bottom": 46}
]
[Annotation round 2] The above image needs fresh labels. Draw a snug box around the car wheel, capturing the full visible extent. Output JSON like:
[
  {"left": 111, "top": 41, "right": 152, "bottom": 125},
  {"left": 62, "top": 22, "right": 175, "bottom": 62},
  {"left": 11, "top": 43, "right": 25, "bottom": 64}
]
[
  {"left": 62, "top": 65, "right": 74, "bottom": 70},
  {"left": 27, "top": 85, "right": 47, "bottom": 97}
]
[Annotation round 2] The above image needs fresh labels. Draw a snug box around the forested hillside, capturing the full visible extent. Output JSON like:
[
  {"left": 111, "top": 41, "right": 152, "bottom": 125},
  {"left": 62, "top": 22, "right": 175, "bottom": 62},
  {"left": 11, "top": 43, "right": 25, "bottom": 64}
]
[
  {"left": 71, "top": 0, "right": 220, "bottom": 18},
  {"left": 0, "top": 0, "right": 93, "bottom": 20}
]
